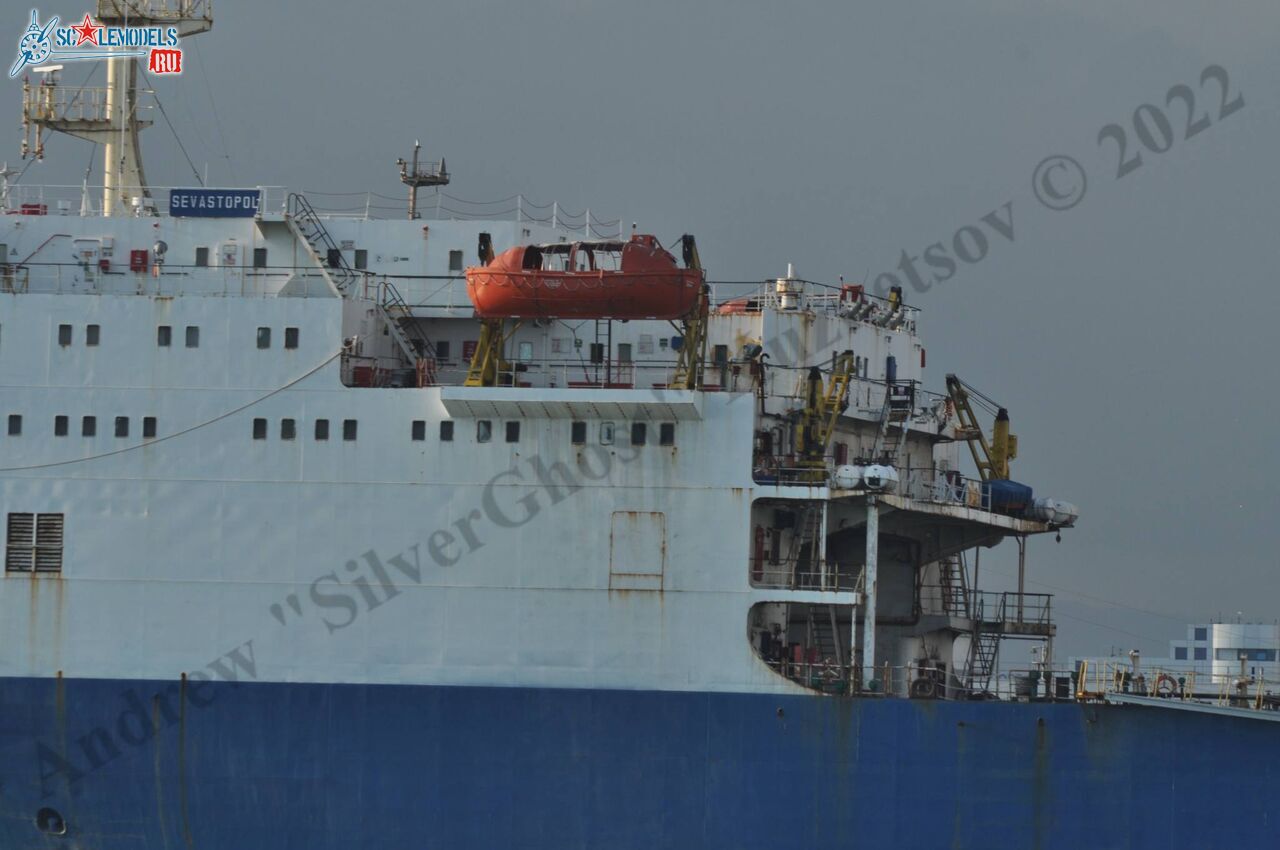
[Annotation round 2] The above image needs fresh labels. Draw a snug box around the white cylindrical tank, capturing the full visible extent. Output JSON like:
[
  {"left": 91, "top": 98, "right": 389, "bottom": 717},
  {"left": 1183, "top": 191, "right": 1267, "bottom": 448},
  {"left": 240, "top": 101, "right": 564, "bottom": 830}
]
[
  {"left": 832, "top": 465, "right": 863, "bottom": 489},
  {"left": 862, "top": 464, "right": 899, "bottom": 491}
]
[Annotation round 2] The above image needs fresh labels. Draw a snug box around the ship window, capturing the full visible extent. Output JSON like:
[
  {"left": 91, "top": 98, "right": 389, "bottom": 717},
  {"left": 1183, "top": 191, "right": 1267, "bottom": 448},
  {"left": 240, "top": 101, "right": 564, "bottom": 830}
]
[
  {"left": 439, "top": 421, "right": 454, "bottom": 442},
  {"left": 114, "top": 416, "right": 129, "bottom": 438},
  {"left": 143, "top": 417, "right": 157, "bottom": 439},
  {"left": 257, "top": 327, "right": 271, "bottom": 349},
  {"left": 354, "top": 249, "right": 368, "bottom": 270},
  {"left": 1174, "top": 647, "right": 1188, "bottom": 660},
  {"left": 449, "top": 250, "right": 464, "bottom": 272},
  {"left": 82, "top": 416, "right": 96, "bottom": 437},
  {"left": 253, "top": 418, "right": 267, "bottom": 440},
  {"left": 412, "top": 420, "right": 426, "bottom": 441},
  {"left": 314, "top": 419, "right": 329, "bottom": 441},
  {"left": 6, "top": 513, "right": 64, "bottom": 573},
  {"left": 195, "top": 246, "right": 209, "bottom": 267},
  {"left": 253, "top": 247, "right": 268, "bottom": 269},
  {"left": 58, "top": 324, "right": 72, "bottom": 346},
  {"left": 617, "top": 343, "right": 632, "bottom": 363},
  {"left": 343, "top": 419, "right": 358, "bottom": 441},
  {"left": 54, "top": 415, "right": 68, "bottom": 437},
  {"left": 505, "top": 421, "right": 520, "bottom": 443},
  {"left": 713, "top": 344, "right": 729, "bottom": 365},
  {"left": 435, "top": 340, "right": 451, "bottom": 361},
  {"left": 185, "top": 326, "right": 199, "bottom": 348},
  {"left": 571, "top": 421, "right": 586, "bottom": 445},
  {"left": 8, "top": 414, "right": 21, "bottom": 436},
  {"left": 1194, "top": 647, "right": 1207, "bottom": 661},
  {"left": 284, "top": 327, "right": 299, "bottom": 350},
  {"left": 1194, "top": 627, "right": 1207, "bottom": 641},
  {"left": 281, "top": 419, "right": 296, "bottom": 441},
  {"left": 600, "top": 422, "right": 615, "bottom": 445},
  {"left": 517, "top": 341, "right": 533, "bottom": 363},
  {"left": 86, "top": 324, "right": 100, "bottom": 346},
  {"left": 476, "top": 420, "right": 492, "bottom": 443},
  {"left": 157, "top": 325, "right": 172, "bottom": 347},
  {"left": 631, "top": 422, "right": 647, "bottom": 446},
  {"left": 659, "top": 422, "right": 675, "bottom": 446},
  {"left": 589, "top": 343, "right": 605, "bottom": 364}
]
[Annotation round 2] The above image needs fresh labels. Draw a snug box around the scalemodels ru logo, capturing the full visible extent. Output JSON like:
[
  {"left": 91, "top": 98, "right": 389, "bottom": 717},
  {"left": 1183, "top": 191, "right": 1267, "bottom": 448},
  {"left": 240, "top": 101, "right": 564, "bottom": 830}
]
[{"left": 9, "top": 9, "right": 183, "bottom": 78}]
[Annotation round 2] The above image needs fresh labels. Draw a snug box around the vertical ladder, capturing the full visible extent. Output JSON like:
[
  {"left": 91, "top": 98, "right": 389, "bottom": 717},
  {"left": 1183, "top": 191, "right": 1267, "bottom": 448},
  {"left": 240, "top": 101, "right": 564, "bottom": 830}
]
[
  {"left": 806, "top": 605, "right": 843, "bottom": 667},
  {"left": 784, "top": 502, "right": 825, "bottom": 588},
  {"left": 937, "top": 555, "right": 971, "bottom": 618}
]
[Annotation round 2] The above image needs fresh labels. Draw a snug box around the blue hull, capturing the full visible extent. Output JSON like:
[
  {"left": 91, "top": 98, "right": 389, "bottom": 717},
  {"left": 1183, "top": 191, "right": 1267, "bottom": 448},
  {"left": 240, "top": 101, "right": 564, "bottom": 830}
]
[{"left": 0, "top": 676, "right": 1275, "bottom": 849}]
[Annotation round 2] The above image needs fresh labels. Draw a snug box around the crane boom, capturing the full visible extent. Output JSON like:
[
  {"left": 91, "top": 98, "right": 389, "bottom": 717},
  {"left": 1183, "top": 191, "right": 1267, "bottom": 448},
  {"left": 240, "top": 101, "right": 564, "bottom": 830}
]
[{"left": 944, "top": 374, "right": 1017, "bottom": 481}]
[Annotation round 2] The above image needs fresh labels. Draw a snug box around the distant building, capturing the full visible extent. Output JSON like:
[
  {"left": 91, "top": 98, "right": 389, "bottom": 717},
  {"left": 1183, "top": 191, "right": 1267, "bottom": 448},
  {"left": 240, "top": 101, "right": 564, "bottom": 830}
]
[{"left": 1075, "top": 622, "right": 1280, "bottom": 684}]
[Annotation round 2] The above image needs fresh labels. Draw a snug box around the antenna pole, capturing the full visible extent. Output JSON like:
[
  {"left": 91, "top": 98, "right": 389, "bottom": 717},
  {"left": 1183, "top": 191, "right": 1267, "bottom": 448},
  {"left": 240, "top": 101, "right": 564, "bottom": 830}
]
[{"left": 397, "top": 140, "right": 449, "bottom": 221}]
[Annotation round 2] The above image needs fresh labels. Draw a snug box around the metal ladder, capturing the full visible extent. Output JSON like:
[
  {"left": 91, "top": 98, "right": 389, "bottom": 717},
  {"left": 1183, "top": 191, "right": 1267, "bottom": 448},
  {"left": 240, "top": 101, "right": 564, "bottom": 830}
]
[
  {"left": 807, "top": 605, "right": 843, "bottom": 666},
  {"left": 937, "top": 555, "right": 971, "bottom": 618},
  {"left": 965, "top": 595, "right": 1004, "bottom": 694},
  {"left": 784, "top": 502, "right": 825, "bottom": 588},
  {"left": 869, "top": 382, "right": 913, "bottom": 465}
]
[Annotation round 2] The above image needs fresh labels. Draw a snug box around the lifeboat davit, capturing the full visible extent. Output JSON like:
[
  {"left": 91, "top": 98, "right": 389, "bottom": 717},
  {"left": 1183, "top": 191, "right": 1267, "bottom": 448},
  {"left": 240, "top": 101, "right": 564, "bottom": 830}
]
[{"left": 465, "top": 234, "right": 702, "bottom": 320}]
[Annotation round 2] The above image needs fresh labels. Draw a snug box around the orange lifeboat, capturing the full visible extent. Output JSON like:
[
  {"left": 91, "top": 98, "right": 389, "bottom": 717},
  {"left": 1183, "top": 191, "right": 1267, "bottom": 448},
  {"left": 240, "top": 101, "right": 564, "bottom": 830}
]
[{"left": 465, "top": 234, "right": 703, "bottom": 320}]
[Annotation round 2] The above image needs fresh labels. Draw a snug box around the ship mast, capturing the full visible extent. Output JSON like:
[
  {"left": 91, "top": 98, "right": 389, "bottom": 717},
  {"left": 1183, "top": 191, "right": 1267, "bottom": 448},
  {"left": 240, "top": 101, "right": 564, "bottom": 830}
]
[
  {"left": 19, "top": 1, "right": 213, "bottom": 217},
  {"left": 396, "top": 141, "right": 449, "bottom": 220}
]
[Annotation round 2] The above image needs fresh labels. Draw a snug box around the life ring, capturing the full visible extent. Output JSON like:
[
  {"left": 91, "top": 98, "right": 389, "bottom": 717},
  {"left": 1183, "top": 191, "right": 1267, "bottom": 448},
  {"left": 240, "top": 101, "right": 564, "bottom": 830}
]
[
  {"left": 909, "top": 677, "right": 938, "bottom": 699},
  {"left": 1155, "top": 673, "right": 1178, "bottom": 698}
]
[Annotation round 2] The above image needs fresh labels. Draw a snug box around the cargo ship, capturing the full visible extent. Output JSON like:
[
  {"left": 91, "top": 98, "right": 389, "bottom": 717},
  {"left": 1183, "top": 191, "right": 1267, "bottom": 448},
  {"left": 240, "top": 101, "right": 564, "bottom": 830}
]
[{"left": 2, "top": 4, "right": 1277, "bottom": 848}]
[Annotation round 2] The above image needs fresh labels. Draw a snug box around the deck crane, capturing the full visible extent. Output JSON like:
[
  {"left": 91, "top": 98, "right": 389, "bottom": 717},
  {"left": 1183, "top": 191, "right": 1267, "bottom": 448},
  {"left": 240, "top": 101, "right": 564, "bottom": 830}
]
[
  {"left": 465, "top": 233, "right": 521, "bottom": 387},
  {"left": 793, "top": 351, "right": 856, "bottom": 480},
  {"left": 944, "top": 374, "right": 1017, "bottom": 481},
  {"left": 668, "top": 235, "right": 710, "bottom": 390}
]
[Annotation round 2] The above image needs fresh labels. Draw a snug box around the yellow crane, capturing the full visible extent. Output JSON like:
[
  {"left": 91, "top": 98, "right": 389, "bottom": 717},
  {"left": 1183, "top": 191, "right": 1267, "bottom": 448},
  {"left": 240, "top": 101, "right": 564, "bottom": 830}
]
[
  {"left": 944, "top": 374, "right": 1017, "bottom": 481},
  {"left": 793, "top": 351, "right": 856, "bottom": 478}
]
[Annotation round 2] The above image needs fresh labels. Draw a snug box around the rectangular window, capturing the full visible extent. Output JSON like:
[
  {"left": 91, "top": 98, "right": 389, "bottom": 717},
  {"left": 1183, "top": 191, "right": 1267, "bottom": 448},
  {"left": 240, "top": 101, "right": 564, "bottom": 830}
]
[
  {"left": 257, "top": 327, "right": 271, "bottom": 349},
  {"left": 517, "top": 341, "right": 534, "bottom": 363},
  {"left": 1194, "top": 627, "right": 1208, "bottom": 641},
  {"left": 253, "top": 418, "right": 267, "bottom": 440},
  {"left": 58, "top": 324, "right": 72, "bottom": 346},
  {"left": 185, "top": 326, "right": 199, "bottom": 348},
  {"left": 7, "top": 414, "right": 20, "bottom": 436},
  {"left": 157, "top": 325, "right": 172, "bottom": 347},
  {"left": 1174, "top": 647, "right": 1187, "bottom": 660},
  {"left": 571, "top": 421, "right": 586, "bottom": 445},
  {"left": 281, "top": 418, "right": 296, "bottom": 440},
  {"left": 82, "top": 415, "right": 96, "bottom": 437},
  {"left": 354, "top": 249, "right": 368, "bottom": 270},
  {"left": 1194, "top": 647, "right": 1207, "bottom": 661},
  {"left": 476, "top": 420, "right": 492, "bottom": 443},
  {"left": 54, "top": 415, "right": 68, "bottom": 437},
  {"left": 589, "top": 343, "right": 604, "bottom": 364},
  {"left": 252, "top": 247, "right": 268, "bottom": 269},
  {"left": 435, "top": 340, "right": 451, "bottom": 361},
  {"left": 343, "top": 419, "right": 358, "bottom": 441},
  {"left": 617, "top": 343, "right": 633, "bottom": 363},
  {"left": 143, "top": 416, "right": 156, "bottom": 439},
  {"left": 6, "top": 513, "right": 64, "bottom": 573},
  {"left": 195, "top": 246, "right": 209, "bottom": 267},
  {"left": 713, "top": 344, "right": 729, "bottom": 365},
  {"left": 505, "top": 421, "right": 520, "bottom": 443},
  {"left": 86, "top": 324, "right": 100, "bottom": 346},
  {"left": 411, "top": 420, "right": 426, "bottom": 441},
  {"left": 600, "top": 422, "right": 615, "bottom": 445},
  {"left": 448, "top": 250, "right": 464, "bottom": 271},
  {"left": 114, "top": 416, "right": 129, "bottom": 438},
  {"left": 314, "top": 419, "right": 329, "bottom": 441},
  {"left": 284, "top": 327, "right": 299, "bottom": 350},
  {"left": 631, "top": 422, "right": 647, "bottom": 446},
  {"left": 659, "top": 422, "right": 675, "bottom": 446},
  {"left": 439, "top": 420, "right": 454, "bottom": 442}
]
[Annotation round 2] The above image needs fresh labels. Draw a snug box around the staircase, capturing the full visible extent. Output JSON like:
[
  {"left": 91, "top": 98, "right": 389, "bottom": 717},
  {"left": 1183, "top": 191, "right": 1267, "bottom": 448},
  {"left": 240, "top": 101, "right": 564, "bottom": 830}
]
[
  {"left": 808, "top": 605, "right": 843, "bottom": 666},
  {"left": 869, "top": 382, "right": 914, "bottom": 465},
  {"left": 964, "top": 595, "right": 1004, "bottom": 695},
  {"left": 784, "top": 502, "right": 825, "bottom": 589},
  {"left": 937, "top": 555, "right": 971, "bottom": 618}
]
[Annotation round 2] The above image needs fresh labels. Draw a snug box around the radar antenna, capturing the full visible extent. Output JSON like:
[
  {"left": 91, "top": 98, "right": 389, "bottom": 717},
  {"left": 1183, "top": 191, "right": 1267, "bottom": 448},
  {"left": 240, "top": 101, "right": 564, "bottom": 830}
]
[{"left": 396, "top": 140, "right": 449, "bottom": 220}]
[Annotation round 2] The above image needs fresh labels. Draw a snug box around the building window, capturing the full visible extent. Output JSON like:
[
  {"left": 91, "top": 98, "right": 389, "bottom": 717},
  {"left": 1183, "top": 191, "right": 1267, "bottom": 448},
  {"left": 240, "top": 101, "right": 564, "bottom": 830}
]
[
  {"left": 600, "top": 422, "right": 615, "bottom": 445},
  {"left": 7, "top": 414, "right": 21, "bottom": 436},
  {"left": 354, "top": 249, "right": 368, "bottom": 270},
  {"left": 252, "top": 247, "right": 268, "bottom": 269},
  {"left": 143, "top": 417, "right": 156, "bottom": 439},
  {"left": 435, "top": 340, "right": 451, "bottom": 361},
  {"left": 284, "top": 327, "right": 299, "bottom": 350},
  {"left": 571, "top": 421, "right": 586, "bottom": 445},
  {"left": 58, "top": 324, "right": 72, "bottom": 346},
  {"left": 195, "top": 246, "right": 209, "bottom": 267},
  {"left": 6, "top": 513, "right": 64, "bottom": 573},
  {"left": 257, "top": 327, "right": 271, "bottom": 349},
  {"left": 659, "top": 422, "right": 675, "bottom": 446},
  {"left": 114, "top": 416, "right": 129, "bottom": 438},
  {"left": 343, "top": 419, "right": 358, "bottom": 441},
  {"left": 314, "top": 419, "right": 329, "bottom": 441},
  {"left": 1194, "top": 627, "right": 1207, "bottom": 641},
  {"left": 54, "top": 415, "right": 68, "bottom": 437},
  {"left": 86, "top": 324, "right": 100, "bottom": 346},
  {"left": 631, "top": 422, "right": 647, "bottom": 446},
  {"left": 157, "top": 325, "right": 172, "bottom": 347},
  {"left": 82, "top": 416, "right": 96, "bottom": 437},
  {"left": 185, "top": 326, "right": 200, "bottom": 348},
  {"left": 1194, "top": 647, "right": 1207, "bottom": 661},
  {"left": 411, "top": 420, "right": 426, "bottom": 441},
  {"left": 505, "top": 421, "right": 520, "bottom": 443},
  {"left": 617, "top": 343, "right": 633, "bottom": 363},
  {"left": 439, "top": 420, "right": 454, "bottom": 442},
  {"left": 476, "top": 420, "right": 492, "bottom": 443},
  {"left": 1174, "top": 647, "right": 1187, "bottom": 661},
  {"left": 253, "top": 418, "right": 267, "bottom": 440},
  {"left": 281, "top": 419, "right": 296, "bottom": 440},
  {"left": 448, "top": 250, "right": 464, "bottom": 272}
]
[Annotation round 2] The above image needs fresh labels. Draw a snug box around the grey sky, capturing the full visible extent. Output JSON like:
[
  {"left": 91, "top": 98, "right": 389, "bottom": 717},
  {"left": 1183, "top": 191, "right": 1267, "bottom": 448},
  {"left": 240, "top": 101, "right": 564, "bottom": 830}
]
[{"left": 5, "top": 0, "right": 1278, "bottom": 658}]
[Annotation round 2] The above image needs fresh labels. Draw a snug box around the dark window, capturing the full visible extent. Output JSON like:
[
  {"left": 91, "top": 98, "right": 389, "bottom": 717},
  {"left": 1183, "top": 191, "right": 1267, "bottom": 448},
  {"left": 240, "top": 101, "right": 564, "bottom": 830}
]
[
  {"left": 1194, "top": 647, "right": 1207, "bottom": 661},
  {"left": 449, "top": 250, "right": 464, "bottom": 271},
  {"left": 435, "top": 340, "right": 451, "bottom": 360},
  {"left": 439, "top": 420, "right": 454, "bottom": 442},
  {"left": 257, "top": 327, "right": 271, "bottom": 349},
  {"left": 253, "top": 418, "right": 267, "bottom": 440},
  {"left": 157, "top": 325, "right": 172, "bottom": 347},
  {"left": 143, "top": 417, "right": 156, "bottom": 439},
  {"left": 281, "top": 419, "right": 296, "bottom": 440},
  {"left": 343, "top": 419, "right": 358, "bottom": 441},
  {"left": 114, "top": 416, "right": 129, "bottom": 438},
  {"left": 1174, "top": 647, "right": 1188, "bottom": 660},
  {"left": 571, "top": 421, "right": 586, "bottom": 445},
  {"left": 589, "top": 342, "right": 604, "bottom": 364},
  {"left": 505, "top": 421, "right": 520, "bottom": 443},
  {"left": 6, "top": 513, "right": 64, "bottom": 573},
  {"left": 185, "top": 326, "right": 199, "bottom": 348},
  {"left": 411, "top": 420, "right": 426, "bottom": 441},
  {"left": 713, "top": 344, "right": 729, "bottom": 365},
  {"left": 252, "top": 247, "right": 268, "bottom": 269},
  {"left": 314, "top": 419, "right": 329, "bottom": 441},
  {"left": 354, "top": 249, "right": 368, "bottom": 270},
  {"left": 477, "top": 420, "right": 492, "bottom": 443},
  {"left": 195, "top": 246, "right": 209, "bottom": 267},
  {"left": 54, "top": 415, "right": 68, "bottom": 437},
  {"left": 659, "top": 422, "right": 675, "bottom": 446},
  {"left": 631, "top": 422, "right": 647, "bottom": 446},
  {"left": 600, "top": 422, "right": 615, "bottom": 445},
  {"left": 617, "top": 343, "right": 633, "bottom": 363},
  {"left": 58, "top": 324, "right": 72, "bottom": 346},
  {"left": 1194, "top": 627, "right": 1208, "bottom": 641},
  {"left": 8, "top": 414, "right": 21, "bottom": 436},
  {"left": 284, "top": 327, "right": 299, "bottom": 350},
  {"left": 82, "top": 416, "right": 96, "bottom": 437},
  {"left": 86, "top": 324, "right": 100, "bottom": 346}
]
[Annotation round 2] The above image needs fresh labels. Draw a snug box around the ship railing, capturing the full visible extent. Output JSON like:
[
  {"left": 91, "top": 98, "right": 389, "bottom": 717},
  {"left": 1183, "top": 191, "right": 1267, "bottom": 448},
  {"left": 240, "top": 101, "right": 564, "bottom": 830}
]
[
  {"left": 763, "top": 658, "right": 854, "bottom": 695},
  {"left": 720, "top": 279, "right": 920, "bottom": 331},
  {"left": 751, "top": 562, "right": 864, "bottom": 593},
  {"left": 4, "top": 259, "right": 334, "bottom": 298},
  {"left": 1075, "top": 660, "right": 1280, "bottom": 711},
  {"left": 900, "top": 466, "right": 992, "bottom": 511}
]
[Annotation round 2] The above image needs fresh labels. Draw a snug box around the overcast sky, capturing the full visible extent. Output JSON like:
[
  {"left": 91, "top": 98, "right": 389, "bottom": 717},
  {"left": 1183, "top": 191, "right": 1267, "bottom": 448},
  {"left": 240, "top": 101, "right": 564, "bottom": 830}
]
[{"left": 5, "top": 0, "right": 1277, "bottom": 659}]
